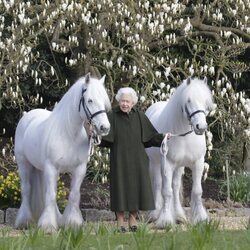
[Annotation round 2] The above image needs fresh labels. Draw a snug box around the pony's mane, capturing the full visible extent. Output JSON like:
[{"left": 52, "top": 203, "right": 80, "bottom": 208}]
[
  {"left": 41, "top": 76, "right": 111, "bottom": 151},
  {"left": 81, "top": 77, "right": 111, "bottom": 112},
  {"left": 156, "top": 77, "right": 214, "bottom": 133},
  {"left": 170, "top": 77, "right": 214, "bottom": 110},
  {"left": 53, "top": 78, "right": 84, "bottom": 115},
  {"left": 51, "top": 76, "right": 111, "bottom": 125}
]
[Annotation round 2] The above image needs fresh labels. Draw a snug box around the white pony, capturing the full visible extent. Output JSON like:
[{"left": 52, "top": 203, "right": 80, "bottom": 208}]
[
  {"left": 14, "top": 73, "right": 111, "bottom": 232},
  {"left": 146, "top": 77, "right": 214, "bottom": 228}
]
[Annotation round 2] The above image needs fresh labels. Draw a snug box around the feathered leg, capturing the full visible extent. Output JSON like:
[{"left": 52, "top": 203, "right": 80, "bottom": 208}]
[
  {"left": 15, "top": 158, "right": 34, "bottom": 229},
  {"left": 38, "top": 161, "right": 59, "bottom": 233},
  {"left": 155, "top": 158, "right": 175, "bottom": 228},
  {"left": 172, "top": 167, "right": 187, "bottom": 223},
  {"left": 61, "top": 162, "right": 87, "bottom": 228},
  {"left": 191, "top": 158, "right": 208, "bottom": 224},
  {"left": 149, "top": 162, "right": 163, "bottom": 221}
]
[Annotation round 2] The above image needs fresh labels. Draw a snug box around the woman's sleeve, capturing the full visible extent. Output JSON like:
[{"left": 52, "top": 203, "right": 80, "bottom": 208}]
[
  {"left": 143, "top": 133, "right": 164, "bottom": 148},
  {"left": 138, "top": 111, "right": 164, "bottom": 148}
]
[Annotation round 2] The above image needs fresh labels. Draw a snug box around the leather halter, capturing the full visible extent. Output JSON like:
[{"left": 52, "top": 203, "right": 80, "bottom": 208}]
[
  {"left": 175, "top": 105, "right": 206, "bottom": 137},
  {"left": 185, "top": 105, "right": 206, "bottom": 121},
  {"left": 78, "top": 88, "right": 106, "bottom": 122}
]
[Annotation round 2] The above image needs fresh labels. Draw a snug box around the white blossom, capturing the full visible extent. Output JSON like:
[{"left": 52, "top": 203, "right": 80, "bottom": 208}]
[
  {"left": 155, "top": 71, "right": 161, "bottom": 78},
  {"left": 189, "top": 66, "right": 194, "bottom": 76},
  {"left": 117, "top": 57, "right": 122, "bottom": 67},
  {"left": 203, "top": 162, "right": 210, "bottom": 180},
  {"left": 208, "top": 66, "right": 215, "bottom": 75},
  {"left": 209, "top": 109, "right": 216, "bottom": 117},
  {"left": 132, "top": 65, "right": 137, "bottom": 76},
  {"left": 224, "top": 31, "right": 232, "bottom": 38},
  {"left": 160, "top": 82, "right": 165, "bottom": 89},
  {"left": 152, "top": 90, "right": 158, "bottom": 96},
  {"left": 164, "top": 67, "right": 171, "bottom": 79},
  {"left": 184, "top": 17, "right": 192, "bottom": 35},
  {"left": 222, "top": 165, "right": 225, "bottom": 172},
  {"left": 140, "top": 96, "right": 146, "bottom": 103}
]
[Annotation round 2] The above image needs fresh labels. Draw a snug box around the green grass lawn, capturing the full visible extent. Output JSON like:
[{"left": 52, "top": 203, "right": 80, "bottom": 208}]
[{"left": 0, "top": 221, "right": 250, "bottom": 250}]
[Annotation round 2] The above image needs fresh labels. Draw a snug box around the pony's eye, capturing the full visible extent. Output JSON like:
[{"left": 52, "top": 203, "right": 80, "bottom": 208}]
[{"left": 88, "top": 99, "right": 93, "bottom": 104}]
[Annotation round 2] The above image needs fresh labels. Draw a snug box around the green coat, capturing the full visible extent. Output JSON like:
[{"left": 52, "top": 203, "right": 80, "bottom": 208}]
[{"left": 100, "top": 106, "right": 164, "bottom": 212}]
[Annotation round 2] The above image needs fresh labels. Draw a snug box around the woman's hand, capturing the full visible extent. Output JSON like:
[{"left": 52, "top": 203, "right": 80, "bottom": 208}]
[
  {"left": 165, "top": 133, "right": 172, "bottom": 140},
  {"left": 84, "top": 121, "right": 93, "bottom": 136}
]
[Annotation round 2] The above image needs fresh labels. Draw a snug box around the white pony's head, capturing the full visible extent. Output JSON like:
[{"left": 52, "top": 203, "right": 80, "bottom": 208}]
[
  {"left": 182, "top": 77, "right": 214, "bottom": 135},
  {"left": 78, "top": 73, "right": 111, "bottom": 136}
]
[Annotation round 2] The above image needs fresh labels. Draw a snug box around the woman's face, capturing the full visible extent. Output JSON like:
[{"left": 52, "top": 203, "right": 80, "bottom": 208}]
[{"left": 119, "top": 94, "right": 134, "bottom": 113}]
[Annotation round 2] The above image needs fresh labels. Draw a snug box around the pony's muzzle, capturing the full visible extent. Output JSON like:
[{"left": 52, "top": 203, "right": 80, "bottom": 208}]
[
  {"left": 99, "top": 125, "right": 110, "bottom": 136},
  {"left": 194, "top": 123, "right": 207, "bottom": 135}
]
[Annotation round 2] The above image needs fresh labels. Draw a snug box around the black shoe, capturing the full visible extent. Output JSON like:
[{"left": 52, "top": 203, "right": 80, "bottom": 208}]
[
  {"left": 129, "top": 225, "right": 138, "bottom": 232},
  {"left": 118, "top": 226, "right": 127, "bottom": 233}
]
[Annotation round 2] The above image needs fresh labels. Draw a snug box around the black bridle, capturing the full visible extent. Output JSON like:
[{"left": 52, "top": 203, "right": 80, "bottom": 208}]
[
  {"left": 176, "top": 105, "right": 206, "bottom": 136},
  {"left": 78, "top": 88, "right": 107, "bottom": 123},
  {"left": 185, "top": 105, "right": 206, "bottom": 121}
]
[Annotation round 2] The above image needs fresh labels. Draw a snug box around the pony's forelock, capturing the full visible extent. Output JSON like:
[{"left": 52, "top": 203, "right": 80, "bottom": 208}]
[
  {"left": 51, "top": 75, "right": 111, "bottom": 126},
  {"left": 79, "top": 74, "right": 111, "bottom": 111},
  {"left": 183, "top": 77, "right": 214, "bottom": 109}
]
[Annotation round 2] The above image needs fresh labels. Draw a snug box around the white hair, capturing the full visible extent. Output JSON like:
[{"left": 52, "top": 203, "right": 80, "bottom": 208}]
[{"left": 115, "top": 87, "right": 138, "bottom": 104}]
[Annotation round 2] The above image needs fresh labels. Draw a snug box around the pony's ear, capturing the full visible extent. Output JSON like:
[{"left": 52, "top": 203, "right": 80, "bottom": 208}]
[
  {"left": 85, "top": 73, "right": 91, "bottom": 84},
  {"left": 187, "top": 77, "right": 191, "bottom": 85},
  {"left": 100, "top": 74, "right": 106, "bottom": 85}
]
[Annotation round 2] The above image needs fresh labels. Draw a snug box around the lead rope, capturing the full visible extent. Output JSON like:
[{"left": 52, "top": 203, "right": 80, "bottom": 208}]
[
  {"left": 160, "top": 129, "right": 193, "bottom": 176},
  {"left": 88, "top": 134, "right": 101, "bottom": 160},
  {"left": 160, "top": 134, "right": 170, "bottom": 177},
  {"left": 84, "top": 122, "right": 101, "bottom": 161}
]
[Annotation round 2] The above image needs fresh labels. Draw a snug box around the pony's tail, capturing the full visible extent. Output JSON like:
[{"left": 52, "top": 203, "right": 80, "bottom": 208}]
[{"left": 30, "top": 167, "right": 45, "bottom": 222}]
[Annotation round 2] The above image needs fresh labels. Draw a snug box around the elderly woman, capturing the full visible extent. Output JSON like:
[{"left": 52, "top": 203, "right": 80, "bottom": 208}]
[{"left": 100, "top": 87, "right": 170, "bottom": 233}]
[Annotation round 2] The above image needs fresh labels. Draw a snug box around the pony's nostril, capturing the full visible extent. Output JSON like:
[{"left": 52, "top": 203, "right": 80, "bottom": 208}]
[
  {"left": 100, "top": 125, "right": 109, "bottom": 134},
  {"left": 100, "top": 125, "right": 106, "bottom": 132},
  {"left": 196, "top": 124, "right": 207, "bottom": 132}
]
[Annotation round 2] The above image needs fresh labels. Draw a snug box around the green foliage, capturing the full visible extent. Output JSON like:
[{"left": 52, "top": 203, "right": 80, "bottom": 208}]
[
  {"left": 89, "top": 186, "right": 110, "bottom": 208},
  {"left": 59, "top": 227, "right": 92, "bottom": 249},
  {"left": 22, "top": 227, "right": 46, "bottom": 248},
  {"left": 93, "top": 223, "right": 114, "bottom": 236},
  {"left": 56, "top": 177, "right": 69, "bottom": 211},
  {"left": 1, "top": 0, "right": 250, "bottom": 193},
  {"left": 0, "top": 171, "right": 21, "bottom": 209},
  {"left": 0, "top": 170, "right": 68, "bottom": 210},
  {"left": 208, "top": 130, "right": 245, "bottom": 178},
  {"left": 87, "top": 147, "right": 110, "bottom": 184},
  {"left": 0, "top": 137, "right": 16, "bottom": 174},
  {"left": 0, "top": 222, "right": 250, "bottom": 250},
  {"left": 219, "top": 171, "right": 250, "bottom": 204},
  {"left": 132, "top": 224, "right": 157, "bottom": 250},
  {"left": 188, "top": 220, "right": 219, "bottom": 250}
]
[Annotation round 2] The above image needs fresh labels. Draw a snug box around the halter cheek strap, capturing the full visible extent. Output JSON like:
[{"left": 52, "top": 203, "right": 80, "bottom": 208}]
[
  {"left": 78, "top": 89, "right": 87, "bottom": 112},
  {"left": 79, "top": 88, "right": 107, "bottom": 160},
  {"left": 90, "top": 110, "right": 107, "bottom": 120},
  {"left": 78, "top": 88, "right": 106, "bottom": 122},
  {"left": 185, "top": 105, "right": 206, "bottom": 121}
]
